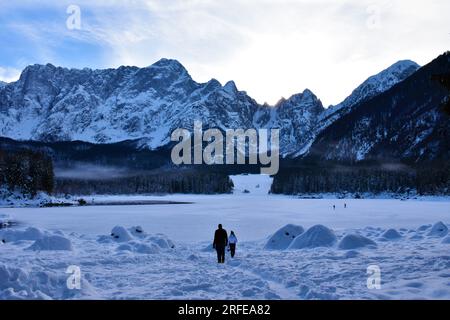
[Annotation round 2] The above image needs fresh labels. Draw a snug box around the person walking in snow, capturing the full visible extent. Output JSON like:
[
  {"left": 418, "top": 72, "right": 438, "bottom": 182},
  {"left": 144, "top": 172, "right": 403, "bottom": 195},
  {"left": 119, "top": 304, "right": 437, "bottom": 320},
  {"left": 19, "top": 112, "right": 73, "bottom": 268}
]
[
  {"left": 228, "top": 231, "right": 238, "bottom": 258},
  {"left": 213, "top": 224, "right": 228, "bottom": 263}
]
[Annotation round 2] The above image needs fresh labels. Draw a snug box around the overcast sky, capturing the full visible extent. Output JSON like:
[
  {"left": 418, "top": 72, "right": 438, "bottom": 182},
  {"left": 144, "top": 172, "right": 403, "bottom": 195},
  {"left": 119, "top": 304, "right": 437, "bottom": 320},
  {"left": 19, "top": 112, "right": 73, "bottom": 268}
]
[{"left": 0, "top": 0, "right": 449, "bottom": 106}]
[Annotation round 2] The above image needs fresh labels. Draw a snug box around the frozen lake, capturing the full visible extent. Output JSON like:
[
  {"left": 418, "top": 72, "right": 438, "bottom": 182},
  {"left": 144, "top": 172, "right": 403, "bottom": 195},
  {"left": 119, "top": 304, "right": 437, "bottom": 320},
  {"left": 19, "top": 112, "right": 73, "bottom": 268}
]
[{"left": 4, "top": 193, "right": 450, "bottom": 243}]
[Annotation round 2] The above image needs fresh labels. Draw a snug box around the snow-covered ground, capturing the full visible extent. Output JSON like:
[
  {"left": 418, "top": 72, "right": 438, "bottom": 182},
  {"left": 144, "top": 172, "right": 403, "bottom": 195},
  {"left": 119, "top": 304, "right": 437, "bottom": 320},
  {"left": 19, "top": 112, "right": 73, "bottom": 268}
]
[{"left": 1, "top": 175, "right": 450, "bottom": 300}]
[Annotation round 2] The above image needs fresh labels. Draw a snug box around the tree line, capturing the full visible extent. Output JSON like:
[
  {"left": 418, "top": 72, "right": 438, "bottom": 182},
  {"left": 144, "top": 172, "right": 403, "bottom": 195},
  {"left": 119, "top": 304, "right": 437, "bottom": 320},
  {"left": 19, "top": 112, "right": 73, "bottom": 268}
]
[
  {"left": 2, "top": 144, "right": 449, "bottom": 198},
  {"left": 55, "top": 171, "right": 234, "bottom": 195},
  {"left": 271, "top": 163, "right": 450, "bottom": 196},
  {"left": 0, "top": 149, "right": 54, "bottom": 196}
]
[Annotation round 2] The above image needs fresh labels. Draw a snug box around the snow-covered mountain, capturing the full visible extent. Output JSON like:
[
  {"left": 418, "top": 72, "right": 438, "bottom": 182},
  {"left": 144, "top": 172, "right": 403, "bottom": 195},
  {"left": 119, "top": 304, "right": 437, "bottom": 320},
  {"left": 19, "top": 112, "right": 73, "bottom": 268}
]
[
  {"left": 308, "top": 52, "right": 450, "bottom": 162},
  {"left": 0, "top": 59, "right": 261, "bottom": 148},
  {"left": 254, "top": 89, "right": 324, "bottom": 155},
  {"left": 291, "top": 60, "right": 421, "bottom": 157},
  {"left": 0, "top": 56, "right": 434, "bottom": 160},
  {"left": 0, "top": 59, "right": 325, "bottom": 156},
  {"left": 324, "top": 60, "right": 419, "bottom": 117}
]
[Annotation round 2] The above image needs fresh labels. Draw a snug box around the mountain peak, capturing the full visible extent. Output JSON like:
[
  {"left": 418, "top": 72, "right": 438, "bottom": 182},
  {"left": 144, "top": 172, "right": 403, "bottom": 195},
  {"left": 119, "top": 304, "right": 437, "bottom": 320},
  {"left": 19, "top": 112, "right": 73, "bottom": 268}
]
[
  {"left": 326, "top": 59, "right": 420, "bottom": 116},
  {"left": 379, "top": 59, "right": 420, "bottom": 79},
  {"left": 273, "top": 89, "right": 318, "bottom": 108},
  {"left": 274, "top": 97, "right": 287, "bottom": 107},
  {"left": 223, "top": 80, "right": 238, "bottom": 94},
  {"left": 301, "top": 88, "right": 315, "bottom": 98},
  {"left": 146, "top": 58, "right": 191, "bottom": 81},
  {"left": 287, "top": 89, "right": 319, "bottom": 103},
  {"left": 18, "top": 63, "right": 63, "bottom": 83},
  {"left": 151, "top": 58, "right": 186, "bottom": 71},
  {"left": 391, "top": 59, "right": 419, "bottom": 68},
  {"left": 22, "top": 63, "right": 51, "bottom": 72}
]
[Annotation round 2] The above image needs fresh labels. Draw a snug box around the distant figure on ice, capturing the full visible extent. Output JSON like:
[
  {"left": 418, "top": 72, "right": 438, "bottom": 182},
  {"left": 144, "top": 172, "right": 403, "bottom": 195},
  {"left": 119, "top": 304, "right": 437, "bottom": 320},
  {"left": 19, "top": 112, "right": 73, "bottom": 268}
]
[
  {"left": 213, "top": 224, "right": 228, "bottom": 263},
  {"left": 228, "top": 231, "right": 238, "bottom": 258},
  {"left": 333, "top": 205, "right": 336, "bottom": 210},
  {"left": 344, "top": 203, "right": 347, "bottom": 209}
]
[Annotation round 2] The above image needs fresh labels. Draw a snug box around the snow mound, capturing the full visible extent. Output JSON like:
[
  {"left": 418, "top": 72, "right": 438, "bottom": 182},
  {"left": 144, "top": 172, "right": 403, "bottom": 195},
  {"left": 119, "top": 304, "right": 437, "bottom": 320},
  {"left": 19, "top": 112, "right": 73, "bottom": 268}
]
[
  {"left": 148, "top": 234, "right": 175, "bottom": 249},
  {"left": 187, "top": 254, "right": 199, "bottom": 261},
  {"left": 442, "top": 236, "right": 450, "bottom": 244},
  {"left": 110, "top": 226, "right": 132, "bottom": 242},
  {"left": 344, "top": 250, "right": 360, "bottom": 258},
  {"left": 99, "top": 226, "right": 175, "bottom": 251},
  {"left": 410, "top": 234, "right": 424, "bottom": 241},
  {"left": 0, "top": 213, "right": 11, "bottom": 226},
  {"left": 0, "top": 264, "right": 96, "bottom": 299},
  {"left": 27, "top": 235, "right": 73, "bottom": 251},
  {"left": 382, "top": 229, "right": 402, "bottom": 240},
  {"left": 202, "top": 243, "right": 214, "bottom": 252},
  {"left": 129, "top": 226, "right": 146, "bottom": 238},
  {"left": 0, "top": 227, "right": 44, "bottom": 243},
  {"left": 117, "top": 241, "right": 160, "bottom": 254},
  {"left": 288, "top": 225, "right": 337, "bottom": 249},
  {"left": 264, "top": 224, "right": 305, "bottom": 250},
  {"left": 338, "top": 234, "right": 377, "bottom": 250},
  {"left": 417, "top": 224, "right": 431, "bottom": 232},
  {"left": 427, "top": 222, "right": 448, "bottom": 237},
  {"left": 417, "top": 224, "right": 432, "bottom": 232}
]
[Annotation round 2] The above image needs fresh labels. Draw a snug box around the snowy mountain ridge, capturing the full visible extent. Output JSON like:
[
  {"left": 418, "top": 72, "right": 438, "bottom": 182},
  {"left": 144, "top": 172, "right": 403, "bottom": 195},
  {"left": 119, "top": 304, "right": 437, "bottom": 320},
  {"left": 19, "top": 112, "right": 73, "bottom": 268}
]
[
  {"left": 291, "top": 60, "right": 421, "bottom": 157},
  {"left": 325, "top": 60, "right": 420, "bottom": 117},
  {"left": 0, "top": 58, "right": 420, "bottom": 157},
  {"left": 307, "top": 52, "right": 450, "bottom": 162}
]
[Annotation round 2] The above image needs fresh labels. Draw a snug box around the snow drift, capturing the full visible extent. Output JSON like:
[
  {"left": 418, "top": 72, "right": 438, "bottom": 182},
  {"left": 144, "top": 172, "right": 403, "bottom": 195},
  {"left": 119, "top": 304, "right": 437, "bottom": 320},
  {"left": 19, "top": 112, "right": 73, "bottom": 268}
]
[
  {"left": 0, "top": 227, "right": 44, "bottom": 243},
  {"left": 148, "top": 234, "right": 175, "bottom": 249},
  {"left": 0, "top": 264, "right": 95, "bottom": 299},
  {"left": 117, "top": 241, "right": 160, "bottom": 254},
  {"left": 27, "top": 235, "right": 73, "bottom": 251},
  {"left": 99, "top": 226, "right": 175, "bottom": 253}
]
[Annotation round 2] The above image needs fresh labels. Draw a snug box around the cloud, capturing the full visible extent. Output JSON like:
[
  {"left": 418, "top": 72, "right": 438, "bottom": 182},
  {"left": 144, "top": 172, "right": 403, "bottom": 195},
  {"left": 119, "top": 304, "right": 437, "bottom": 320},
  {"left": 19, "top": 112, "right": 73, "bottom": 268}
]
[
  {"left": 1, "top": 0, "right": 449, "bottom": 105},
  {"left": 0, "top": 66, "right": 22, "bottom": 83}
]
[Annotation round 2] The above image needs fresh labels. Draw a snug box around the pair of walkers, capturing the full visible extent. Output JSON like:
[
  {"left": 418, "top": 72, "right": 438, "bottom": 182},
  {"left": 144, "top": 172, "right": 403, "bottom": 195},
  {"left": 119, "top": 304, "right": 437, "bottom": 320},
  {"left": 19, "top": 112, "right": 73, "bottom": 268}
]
[{"left": 213, "top": 224, "right": 237, "bottom": 263}]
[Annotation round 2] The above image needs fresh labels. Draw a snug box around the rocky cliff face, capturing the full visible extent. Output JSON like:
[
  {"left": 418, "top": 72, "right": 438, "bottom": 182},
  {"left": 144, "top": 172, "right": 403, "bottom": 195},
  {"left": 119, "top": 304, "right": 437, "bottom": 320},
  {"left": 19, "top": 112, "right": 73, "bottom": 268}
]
[{"left": 0, "top": 59, "right": 258, "bottom": 148}]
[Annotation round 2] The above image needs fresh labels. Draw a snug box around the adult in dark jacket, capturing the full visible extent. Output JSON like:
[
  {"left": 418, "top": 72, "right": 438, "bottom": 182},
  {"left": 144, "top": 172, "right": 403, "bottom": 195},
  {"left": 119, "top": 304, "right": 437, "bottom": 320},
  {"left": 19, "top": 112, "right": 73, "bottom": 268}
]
[{"left": 213, "top": 224, "right": 228, "bottom": 263}]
